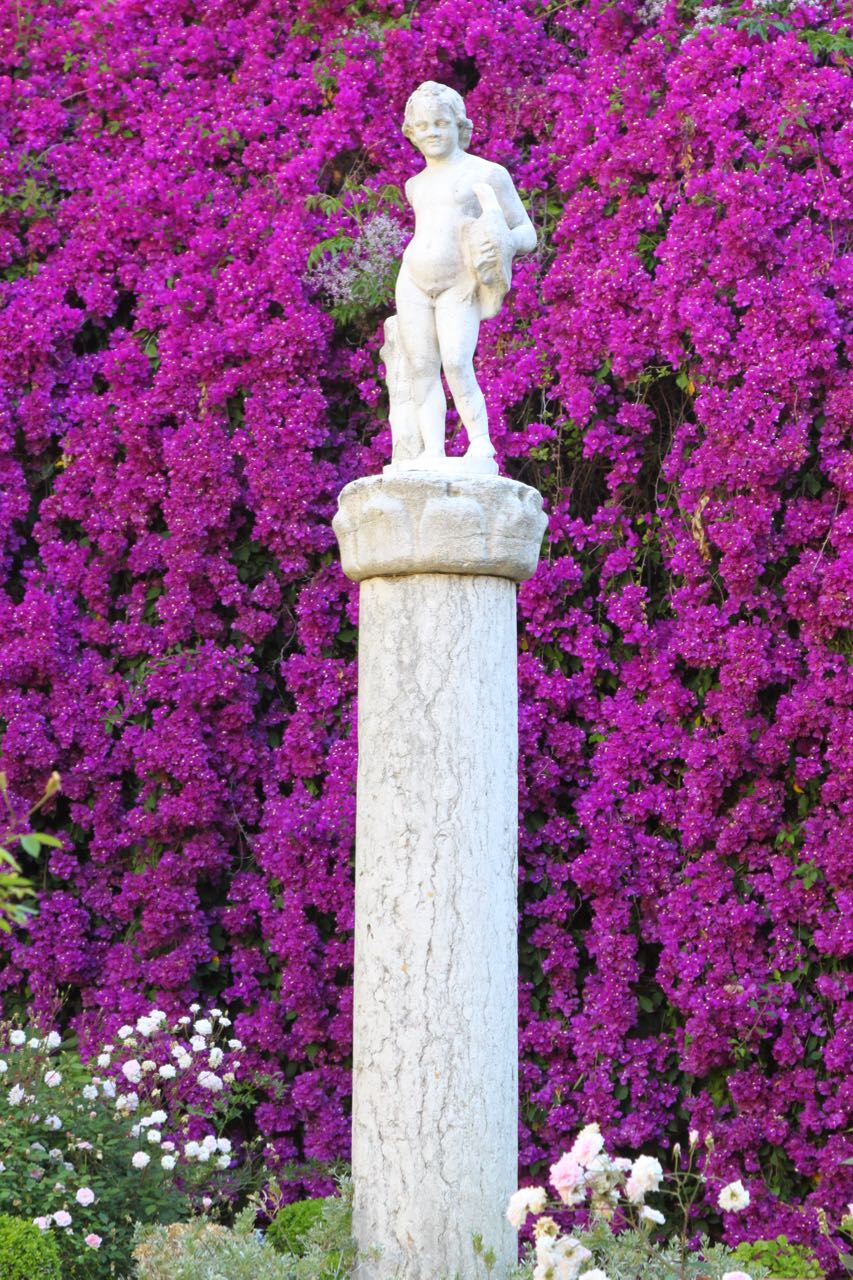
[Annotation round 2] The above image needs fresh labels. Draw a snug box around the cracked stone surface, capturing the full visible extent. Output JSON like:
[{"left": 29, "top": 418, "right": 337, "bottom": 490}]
[
  {"left": 353, "top": 572, "right": 519, "bottom": 1280},
  {"left": 335, "top": 473, "right": 547, "bottom": 1280}
]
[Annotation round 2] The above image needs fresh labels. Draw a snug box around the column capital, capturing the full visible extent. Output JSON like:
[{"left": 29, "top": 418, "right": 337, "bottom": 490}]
[{"left": 333, "top": 472, "right": 547, "bottom": 584}]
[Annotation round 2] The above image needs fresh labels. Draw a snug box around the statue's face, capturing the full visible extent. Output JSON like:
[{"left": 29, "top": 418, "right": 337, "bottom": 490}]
[{"left": 408, "top": 98, "right": 460, "bottom": 159}]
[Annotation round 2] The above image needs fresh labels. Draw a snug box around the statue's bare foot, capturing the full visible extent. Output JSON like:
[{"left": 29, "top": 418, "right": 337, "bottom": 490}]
[{"left": 464, "top": 435, "right": 496, "bottom": 459}]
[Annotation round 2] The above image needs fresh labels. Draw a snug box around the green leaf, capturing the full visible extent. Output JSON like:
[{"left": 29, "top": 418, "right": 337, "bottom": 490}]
[{"left": 19, "top": 835, "right": 41, "bottom": 857}]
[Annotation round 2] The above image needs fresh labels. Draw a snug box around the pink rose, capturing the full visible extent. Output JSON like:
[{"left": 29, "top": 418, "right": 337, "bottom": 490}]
[
  {"left": 84, "top": 1233, "right": 102, "bottom": 1249},
  {"left": 76, "top": 1187, "right": 95, "bottom": 1206},
  {"left": 549, "top": 1152, "right": 587, "bottom": 1206},
  {"left": 569, "top": 1123, "right": 604, "bottom": 1168}
]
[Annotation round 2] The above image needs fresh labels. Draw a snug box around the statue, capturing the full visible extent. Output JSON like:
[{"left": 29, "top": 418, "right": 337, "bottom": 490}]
[{"left": 382, "top": 81, "right": 537, "bottom": 475}]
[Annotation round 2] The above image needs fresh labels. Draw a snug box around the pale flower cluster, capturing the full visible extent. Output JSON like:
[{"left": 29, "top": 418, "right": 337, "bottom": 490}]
[
  {"left": 92, "top": 1004, "right": 242, "bottom": 1119},
  {"left": 548, "top": 1124, "right": 633, "bottom": 1216},
  {"left": 507, "top": 1125, "right": 754, "bottom": 1280},
  {"left": 532, "top": 1216, "right": 594, "bottom": 1280},
  {"left": 3, "top": 1004, "right": 242, "bottom": 1250}
]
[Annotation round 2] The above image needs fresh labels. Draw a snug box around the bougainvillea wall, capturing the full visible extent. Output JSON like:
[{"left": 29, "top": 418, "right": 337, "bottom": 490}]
[{"left": 1, "top": 0, "right": 851, "bottom": 1264}]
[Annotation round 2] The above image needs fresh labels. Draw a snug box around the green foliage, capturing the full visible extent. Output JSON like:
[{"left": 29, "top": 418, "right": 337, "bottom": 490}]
[
  {"left": 267, "top": 1198, "right": 329, "bottom": 1256},
  {"left": 731, "top": 1235, "right": 825, "bottom": 1278},
  {"left": 0, "top": 1214, "right": 61, "bottom": 1280},
  {"left": 133, "top": 1210, "right": 289, "bottom": 1280},
  {"left": 285, "top": 1183, "right": 354, "bottom": 1280},
  {"left": 0, "top": 771, "right": 62, "bottom": 931},
  {"left": 135, "top": 1186, "right": 356, "bottom": 1280},
  {"left": 305, "top": 180, "right": 405, "bottom": 328}
]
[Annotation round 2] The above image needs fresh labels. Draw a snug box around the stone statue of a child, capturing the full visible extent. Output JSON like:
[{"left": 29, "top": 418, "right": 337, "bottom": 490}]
[{"left": 382, "top": 81, "right": 536, "bottom": 473}]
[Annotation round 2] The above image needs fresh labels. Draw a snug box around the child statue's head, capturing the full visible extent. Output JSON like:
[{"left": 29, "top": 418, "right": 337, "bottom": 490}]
[{"left": 402, "top": 81, "right": 473, "bottom": 152}]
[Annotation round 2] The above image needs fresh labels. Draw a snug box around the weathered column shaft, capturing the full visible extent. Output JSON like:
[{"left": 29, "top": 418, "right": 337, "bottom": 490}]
[
  {"left": 334, "top": 474, "right": 546, "bottom": 1280},
  {"left": 354, "top": 572, "right": 518, "bottom": 1278}
]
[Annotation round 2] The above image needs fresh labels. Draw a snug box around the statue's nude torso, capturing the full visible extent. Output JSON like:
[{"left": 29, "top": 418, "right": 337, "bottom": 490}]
[{"left": 402, "top": 154, "right": 498, "bottom": 298}]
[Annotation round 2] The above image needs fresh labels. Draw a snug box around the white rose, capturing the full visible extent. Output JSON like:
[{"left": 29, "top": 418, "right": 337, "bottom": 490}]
[
  {"left": 44, "top": 1032, "right": 61, "bottom": 1050},
  {"left": 131, "top": 1151, "right": 150, "bottom": 1169},
  {"left": 9, "top": 1031, "right": 26, "bottom": 1047},
  {"left": 158, "top": 1064, "right": 176, "bottom": 1079},
  {"left": 82, "top": 1085, "right": 98, "bottom": 1101},
  {"left": 190, "top": 1035, "right": 207, "bottom": 1052},
  {"left": 122, "top": 1060, "right": 142, "bottom": 1084},
  {"left": 217, "top": 1154, "right": 230, "bottom": 1168},
  {"left": 718, "top": 1180, "right": 750, "bottom": 1213},
  {"left": 96, "top": 1053, "right": 111, "bottom": 1068},
  {"left": 198, "top": 1072, "right": 224, "bottom": 1093},
  {"left": 147, "top": 1130, "right": 162, "bottom": 1144},
  {"left": 640, "top": 1206, "right": 665, "bottom": 1225},
  {"left": 208, "top": 1047, "right": 224, "bottom": 1068},
  {"left": 43, "top": 1071, "right": 62, "bottom": 1088},
  {"left": 507, "top": 1186, "right": 548, "bottom": 1229},
  {"left": 117, "top": 1026, "right": 134, "bottom": 1040},
  {"left": 161, "top": 1154, "right": 176, "bottom": 1170},
  {"left": 216, "top": 1137, "right": 232, "bottom": 1154},
  {"left": 625, "top": 1156, "right": 664, "bottom": 1204},
  {"left": 177, "top": 1054, "right": 192, "bottom": 1070}
]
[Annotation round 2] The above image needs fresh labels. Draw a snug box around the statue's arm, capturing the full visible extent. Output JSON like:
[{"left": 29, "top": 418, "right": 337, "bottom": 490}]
[{"left": 490, "top": 165, "right": 537, "bottom": 256}]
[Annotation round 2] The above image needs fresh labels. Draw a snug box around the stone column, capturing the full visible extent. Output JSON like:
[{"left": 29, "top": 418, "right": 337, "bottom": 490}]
[{"left": 333, "top": 473, "right": 547, "bottom": 1280}]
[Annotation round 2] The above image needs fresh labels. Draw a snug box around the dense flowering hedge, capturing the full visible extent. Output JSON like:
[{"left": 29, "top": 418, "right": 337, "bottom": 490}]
[{"left": 1, "top": 0, "right": 851, "bottom": 1265}]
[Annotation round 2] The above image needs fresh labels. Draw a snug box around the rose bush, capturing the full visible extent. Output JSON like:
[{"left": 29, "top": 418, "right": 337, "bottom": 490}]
[
  {"left": 0, "top": 0, "right": 850, "bottom": 1267},
  {"left": 0, "top": 1012, "right": 250, "bottom": 1276}
]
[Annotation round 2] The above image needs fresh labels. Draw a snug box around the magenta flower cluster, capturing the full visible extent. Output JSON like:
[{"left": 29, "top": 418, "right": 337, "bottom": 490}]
[{"left": 0, "top": 0, "right": 850, "bottom": 1264}]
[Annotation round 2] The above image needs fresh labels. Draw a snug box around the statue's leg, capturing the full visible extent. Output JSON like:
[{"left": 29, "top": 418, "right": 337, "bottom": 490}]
[
  {"left": 435, "top": 291, "right": 493, "bottom": 458},
  {"left": 394, "top": 266, "right": 446, "bottom": 457}
]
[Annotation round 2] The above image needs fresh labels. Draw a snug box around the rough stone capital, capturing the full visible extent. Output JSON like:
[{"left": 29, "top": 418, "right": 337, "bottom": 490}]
[{"left": 333, "top": 473, "right": 547, "bottom": 583}]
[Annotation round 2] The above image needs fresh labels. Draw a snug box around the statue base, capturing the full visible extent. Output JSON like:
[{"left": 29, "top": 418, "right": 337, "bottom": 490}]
[{"left": 384, "top": 454, "right": 499, "bottom": 478}]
